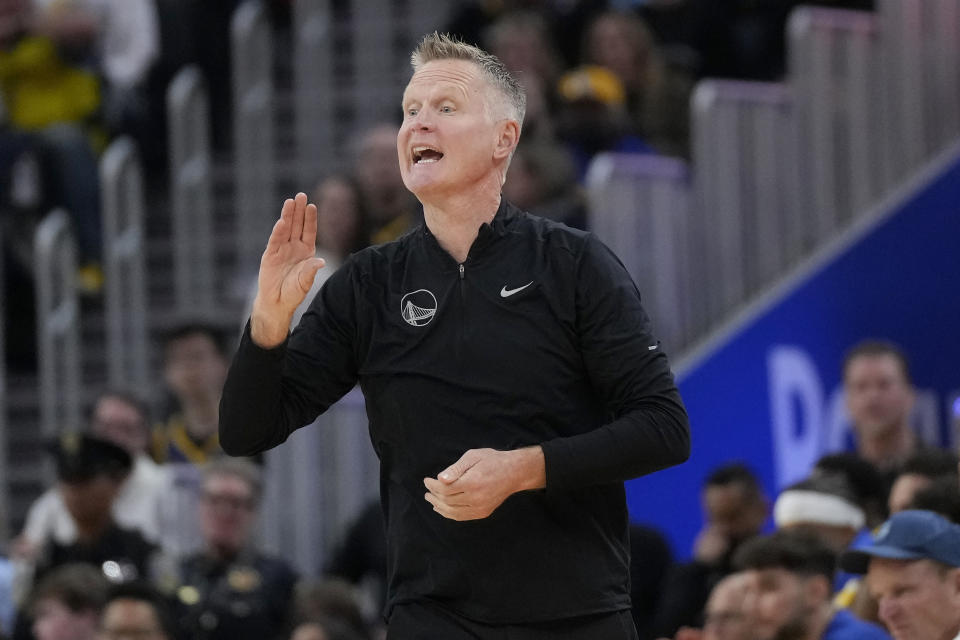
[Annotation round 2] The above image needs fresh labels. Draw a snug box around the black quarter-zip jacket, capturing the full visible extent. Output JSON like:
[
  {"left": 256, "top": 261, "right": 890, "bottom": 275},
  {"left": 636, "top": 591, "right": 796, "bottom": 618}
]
[{"left": 220, "top": 200, "right": 690, "bottom": 624}]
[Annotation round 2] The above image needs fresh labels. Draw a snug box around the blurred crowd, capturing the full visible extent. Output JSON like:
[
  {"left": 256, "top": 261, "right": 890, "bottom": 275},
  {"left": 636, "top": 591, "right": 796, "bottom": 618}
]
[{"left": 7, "top": 1, "right": 958, "bottom": 640}]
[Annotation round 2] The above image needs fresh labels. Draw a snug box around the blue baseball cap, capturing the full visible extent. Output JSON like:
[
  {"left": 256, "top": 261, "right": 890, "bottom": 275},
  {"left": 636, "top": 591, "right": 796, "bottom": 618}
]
[{"left": 840, "top": 509, "right": 960, "bottom": 574}]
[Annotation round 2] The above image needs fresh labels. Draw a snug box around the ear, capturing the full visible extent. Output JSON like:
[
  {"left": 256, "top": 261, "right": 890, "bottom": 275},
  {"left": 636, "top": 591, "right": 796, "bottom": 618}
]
[{"left": 493, "top": 119, "right": 520, "bottom": 161}]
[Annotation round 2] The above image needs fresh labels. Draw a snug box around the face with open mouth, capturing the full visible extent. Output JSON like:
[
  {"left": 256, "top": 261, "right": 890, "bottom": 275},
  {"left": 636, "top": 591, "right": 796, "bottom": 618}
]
[{"left": 397, "top": 59, "right": 501, "bottom": 201}]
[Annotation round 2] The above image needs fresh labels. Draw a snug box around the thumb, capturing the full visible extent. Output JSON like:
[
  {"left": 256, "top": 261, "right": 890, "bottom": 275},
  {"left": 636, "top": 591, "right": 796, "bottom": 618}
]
[
  {"left": 296, "top": 257, "right": 326, "bottom": 292},
  {"left": 439, "top": 449, "right": 483, "bottom": 484}
]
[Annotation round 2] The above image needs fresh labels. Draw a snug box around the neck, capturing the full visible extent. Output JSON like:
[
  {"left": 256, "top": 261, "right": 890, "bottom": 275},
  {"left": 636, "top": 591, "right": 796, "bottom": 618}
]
[
  {"left": 857, "top": 423, "right": 915, "bottom": 469},
  {"left": 422, "top": 185, "right": 502, "bottom": 263}
]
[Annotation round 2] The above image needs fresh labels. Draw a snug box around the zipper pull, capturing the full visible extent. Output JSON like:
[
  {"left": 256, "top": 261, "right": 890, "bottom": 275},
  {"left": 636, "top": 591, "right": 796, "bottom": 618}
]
[{"left": 459, "top": 264, "right": 465, "bottom": 279}]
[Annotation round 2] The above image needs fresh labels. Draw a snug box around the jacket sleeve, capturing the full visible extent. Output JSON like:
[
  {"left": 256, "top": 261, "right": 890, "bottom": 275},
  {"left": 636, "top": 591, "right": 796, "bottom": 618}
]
[
  {"left": 218, "top": 263, "right": 361, "bottom": 457},
  {"left": 539, "top": 235, "right": 691, "bottom": 489}
]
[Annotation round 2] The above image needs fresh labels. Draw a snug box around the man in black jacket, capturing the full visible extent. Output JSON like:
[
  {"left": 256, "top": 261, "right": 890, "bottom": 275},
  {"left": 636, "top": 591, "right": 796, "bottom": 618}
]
[{"left": 219, "top": 32, "right": 690, "bottom": 639}]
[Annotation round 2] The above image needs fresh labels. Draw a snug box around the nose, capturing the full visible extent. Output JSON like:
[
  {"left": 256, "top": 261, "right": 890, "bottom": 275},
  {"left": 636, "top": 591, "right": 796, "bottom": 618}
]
[{"left": 409, "top": 110, "right": 434, "bottom": 131}]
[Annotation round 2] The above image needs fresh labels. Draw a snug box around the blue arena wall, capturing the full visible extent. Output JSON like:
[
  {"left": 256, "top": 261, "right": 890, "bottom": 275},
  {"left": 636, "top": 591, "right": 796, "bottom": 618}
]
[{"left": 626, "top": 144, "right": 960, "bottom": 558}]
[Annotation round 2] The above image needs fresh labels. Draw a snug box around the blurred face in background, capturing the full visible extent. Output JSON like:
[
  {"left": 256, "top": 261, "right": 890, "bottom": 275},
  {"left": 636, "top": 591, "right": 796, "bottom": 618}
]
[
  {"left": 163, "top": 332, "right": 227, "bottom": 404},
  {"left": 33, "top": 598, "right": 98, "bottom": 640},
  {"left": 99, "top": 598, "right": 168, "bottom": 640},
  {"left": 90, "top": 396, "right": 148, "bottom": 456},
  {"left": 745, "top": 568, "right": 823, "bottom": 640},
  {"left": 312, "top": 176, "right": 361, "bottom": 259},
  {"left": 844, "top": 354, "right": 914, "bottom": 439},
  {"left": 704, "top": 483, "right": 767, "bottom": 543},
  {"left": 60, "top": 475, "right": 121, "bottom": 531},
  {"left": 703, "top": 573, "right": 754, "bottom": 640},
  {"left": 868, "top": 558, "right": 960, "bottom": 640},
  {"left": 583, "top": 13, "right": 652, "bottom": 92},
  {"left": 199, "top": 473, "right": 256, "bottom": 556}
]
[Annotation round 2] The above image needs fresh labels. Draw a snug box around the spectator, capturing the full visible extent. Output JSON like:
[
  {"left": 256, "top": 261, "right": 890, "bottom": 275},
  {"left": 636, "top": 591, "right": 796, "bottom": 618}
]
[
  {"left": 581, "top": 9, "right": 693, "bottom": 157},
  {"left": 351, "top": 124, "right": 419, "bottom": 247},
  {"left": 293, "top": 579, "right": 369, "bottom": 640},
  {"left": 652, "top": 463, "right": 768, "bottom": 636},
  {"left": 701, "top": 572, "right": 754, "bottom": 640},
  {"left": 554, "top": 64, "right": 654, "bottom": 179},
  {"left": 813, "top": 453, "right": 888, "bottom": 529},
  {"left": 152, "top": 321, "right": 230, "bottom": 465},
  {"left": 773, "top": 475, "right": 865, "bottom": 555},
  {"left": 0, "top": 0, "right": 104, "bottom": 290},
  {"left": 23, "top": 564, "right": 108, "bottom": 640},
  {"left": 733, "top": 530, "right": 891, "bottom": 640},
  {"left": 19, "top": 391, "right": 166, "bottom": 551},
  {"left": 30, "top": 0, "right": 159, "bottom": 141},
  {"left": 842, "top": 340, "right": 918, "bottom": 472},
  {"left": 24, "top": 434, "right": 156, "bottom": 587},
  {"left": 840, "top": 510, "right": 960, "bottom": 640},
  {"left": 98, "top": 582, "right": 175, "bottom": 640},
  {"left": 909, "top": 477, "right": 960, "bottom": 524},
  {"left": 162, "top": 459, "right": 296, "bottom": 640},
  {"left": 502, "top": 139, "right": 584, "bottom": 229},
  {"left": 289, "top": 617, "right": 368, "bottom": 640},
  {"left": 888, "top": 449, "right": 959, "bottom": 515}
]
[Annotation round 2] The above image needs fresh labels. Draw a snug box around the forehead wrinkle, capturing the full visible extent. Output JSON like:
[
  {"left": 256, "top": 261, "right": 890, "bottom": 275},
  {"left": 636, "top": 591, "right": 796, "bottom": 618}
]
[{"left": 403, "top": 61, "right": 486, "bottom": 106}]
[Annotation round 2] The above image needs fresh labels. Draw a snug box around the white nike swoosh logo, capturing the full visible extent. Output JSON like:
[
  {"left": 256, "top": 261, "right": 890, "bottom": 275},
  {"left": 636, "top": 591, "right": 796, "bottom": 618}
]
[
  {"left": 648, "top": 344, "right": 658, "bottom": 350},
  {"left": 500, "top": 281, "right": 534, "bottom": 298}
]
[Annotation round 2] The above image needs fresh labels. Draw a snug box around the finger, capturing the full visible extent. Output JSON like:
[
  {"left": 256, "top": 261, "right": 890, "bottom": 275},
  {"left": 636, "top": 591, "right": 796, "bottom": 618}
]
[
  {"left": 439, "top": 449, "right": 484, "bottom": 484},
  {"left": 424, "top": 477, "right": 464, "bottom": 497},
  {"left": 425, "top": 493, "right": 466, "bottom": 521},
  {"left": 302, "top": 202, "right": 318, "bottom": 246},
  {"left": 265, "top": 200, "right": 294, "bottom": 253},
  {"left": 290, "top": 192, "right": 307, "bottom": 244},
  {"left": 296, "top": 257, "right": 326, "bottom": 293}
]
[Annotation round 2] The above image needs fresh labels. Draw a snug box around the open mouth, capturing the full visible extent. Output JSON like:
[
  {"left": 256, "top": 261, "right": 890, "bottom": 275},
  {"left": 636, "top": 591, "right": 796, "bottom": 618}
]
[{"left": 412, "top": 145, "right": 444, "bottom": 164}]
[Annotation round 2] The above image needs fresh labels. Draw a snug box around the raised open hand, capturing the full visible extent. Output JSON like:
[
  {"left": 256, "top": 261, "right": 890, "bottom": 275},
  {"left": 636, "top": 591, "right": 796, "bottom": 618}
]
[{"left": 250, "top": 193, "right": 325, "bottom": 347}]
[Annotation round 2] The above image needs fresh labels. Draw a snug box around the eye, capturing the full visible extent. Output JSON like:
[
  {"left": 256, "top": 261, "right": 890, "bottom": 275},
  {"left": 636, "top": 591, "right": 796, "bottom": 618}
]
[
  {"left": 440, "top": 105, "right": 453, "bottom": 113},
  {"left": 406, "top": 108, "right": 418, "bottom": 117}
]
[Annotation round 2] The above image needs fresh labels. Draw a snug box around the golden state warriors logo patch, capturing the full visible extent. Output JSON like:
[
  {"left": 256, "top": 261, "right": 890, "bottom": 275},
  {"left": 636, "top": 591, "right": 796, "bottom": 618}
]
[{"left": 400, "top": 289, "right": 437, "bottom": 327}]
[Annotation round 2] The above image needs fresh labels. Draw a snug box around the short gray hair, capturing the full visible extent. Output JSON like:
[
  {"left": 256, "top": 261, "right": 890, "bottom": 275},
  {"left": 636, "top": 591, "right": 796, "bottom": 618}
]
[{"left": 411, "top": 32, "right": 526, "bottom": 127}]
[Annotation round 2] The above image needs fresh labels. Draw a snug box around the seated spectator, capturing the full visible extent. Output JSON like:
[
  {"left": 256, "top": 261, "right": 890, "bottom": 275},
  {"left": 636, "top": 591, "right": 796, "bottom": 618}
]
[
  {"left": 554, "top": 65, "right": 654, "bottom": 179},
  {"left": 662, "top": 572, "right": 756, "bottom": 640},
  {"left": 162, "top": 459, "right": 296, "bottom": 640},
  {"left": 27, "top": 434, "right": 156, "bottom": 586},
  {"left": 22, "top": 564, "right": 108, "bottom": 640},
  {"left": 289, "top": 617, "right": 368, "bottom": 640},
  {"left": 19, "top": 390, "right": 166, "bottom": 551},
  {"left": 581, "top": 9, "right": 693, "bottom": 157},
  {"left": 351, "top": 124, "right": 420, "bottom": 246},
  {"left": 813, "top": 453, "right": 888, "bottom": 529},
  {"left": 651, "top": 462, "right": 768, "bottom": 637},
  {"left": 152, "top": 321, "right": 230, "bottom": 465},
  {"left": 502, "top": 139, "right": 585, "bottom": 229},
  {"left": 909, "top": 476, "right": 960, "bottom": 524},
  {"left": 98, "top": 582, "right": 176, "bottom": 640},
  {"left": 840, "top": 510, "right": 960, "bottom": 640},
  {"left": 733, "top": 530, "right": 891, "bottom": 640},
  {"left": 0, "top": 0, "right": 106, "bottom": 290},
  {"left": 842, "top": 340, "right": 919, "bottom": 473},
  {"left": 293, "top": 579, "right": 369, "bottom": 640},
  {"left": 887, "top": 449, "right": 959, "bottom": 514},
  {"left": 773, "top": 475, "right": 865, "bottom": 555}
]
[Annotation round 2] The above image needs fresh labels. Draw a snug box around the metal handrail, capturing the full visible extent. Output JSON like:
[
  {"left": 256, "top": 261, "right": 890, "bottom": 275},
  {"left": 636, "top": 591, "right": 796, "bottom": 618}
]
[
  {"left": 167, "top": 66, "right": 215, "bottom": 315},
  {"left": 100, "top": 137, "right": 150, "bottom": 396},
  {"left": 34, "top": 210, "right": 82, "bottom": 442},
  {"left": 232, "top": 0, "right": 275, "bottom": 275}
]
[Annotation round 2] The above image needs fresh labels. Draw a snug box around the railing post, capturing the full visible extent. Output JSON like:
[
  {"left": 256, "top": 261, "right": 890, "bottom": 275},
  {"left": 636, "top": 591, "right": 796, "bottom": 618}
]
[
  {"left": 232, "top": 0, "right": 275, "bottom": 274},
  {"left": 293, "top": 0, "right": 334, "bottom": 186},
  {"left": 100, "top": 137, "right": 150, "bottom": 396},
  {"left": 34, "top": 210, "right": 82, "bottom": 443},
  {"left": 167, "top": 66, "right": 215, "bottom": 315}
]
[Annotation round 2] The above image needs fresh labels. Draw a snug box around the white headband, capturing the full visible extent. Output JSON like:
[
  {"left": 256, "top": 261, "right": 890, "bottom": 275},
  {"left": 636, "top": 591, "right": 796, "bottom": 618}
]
[{"left": 774, "top": 490, "right": 866, "bottom": 530}]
